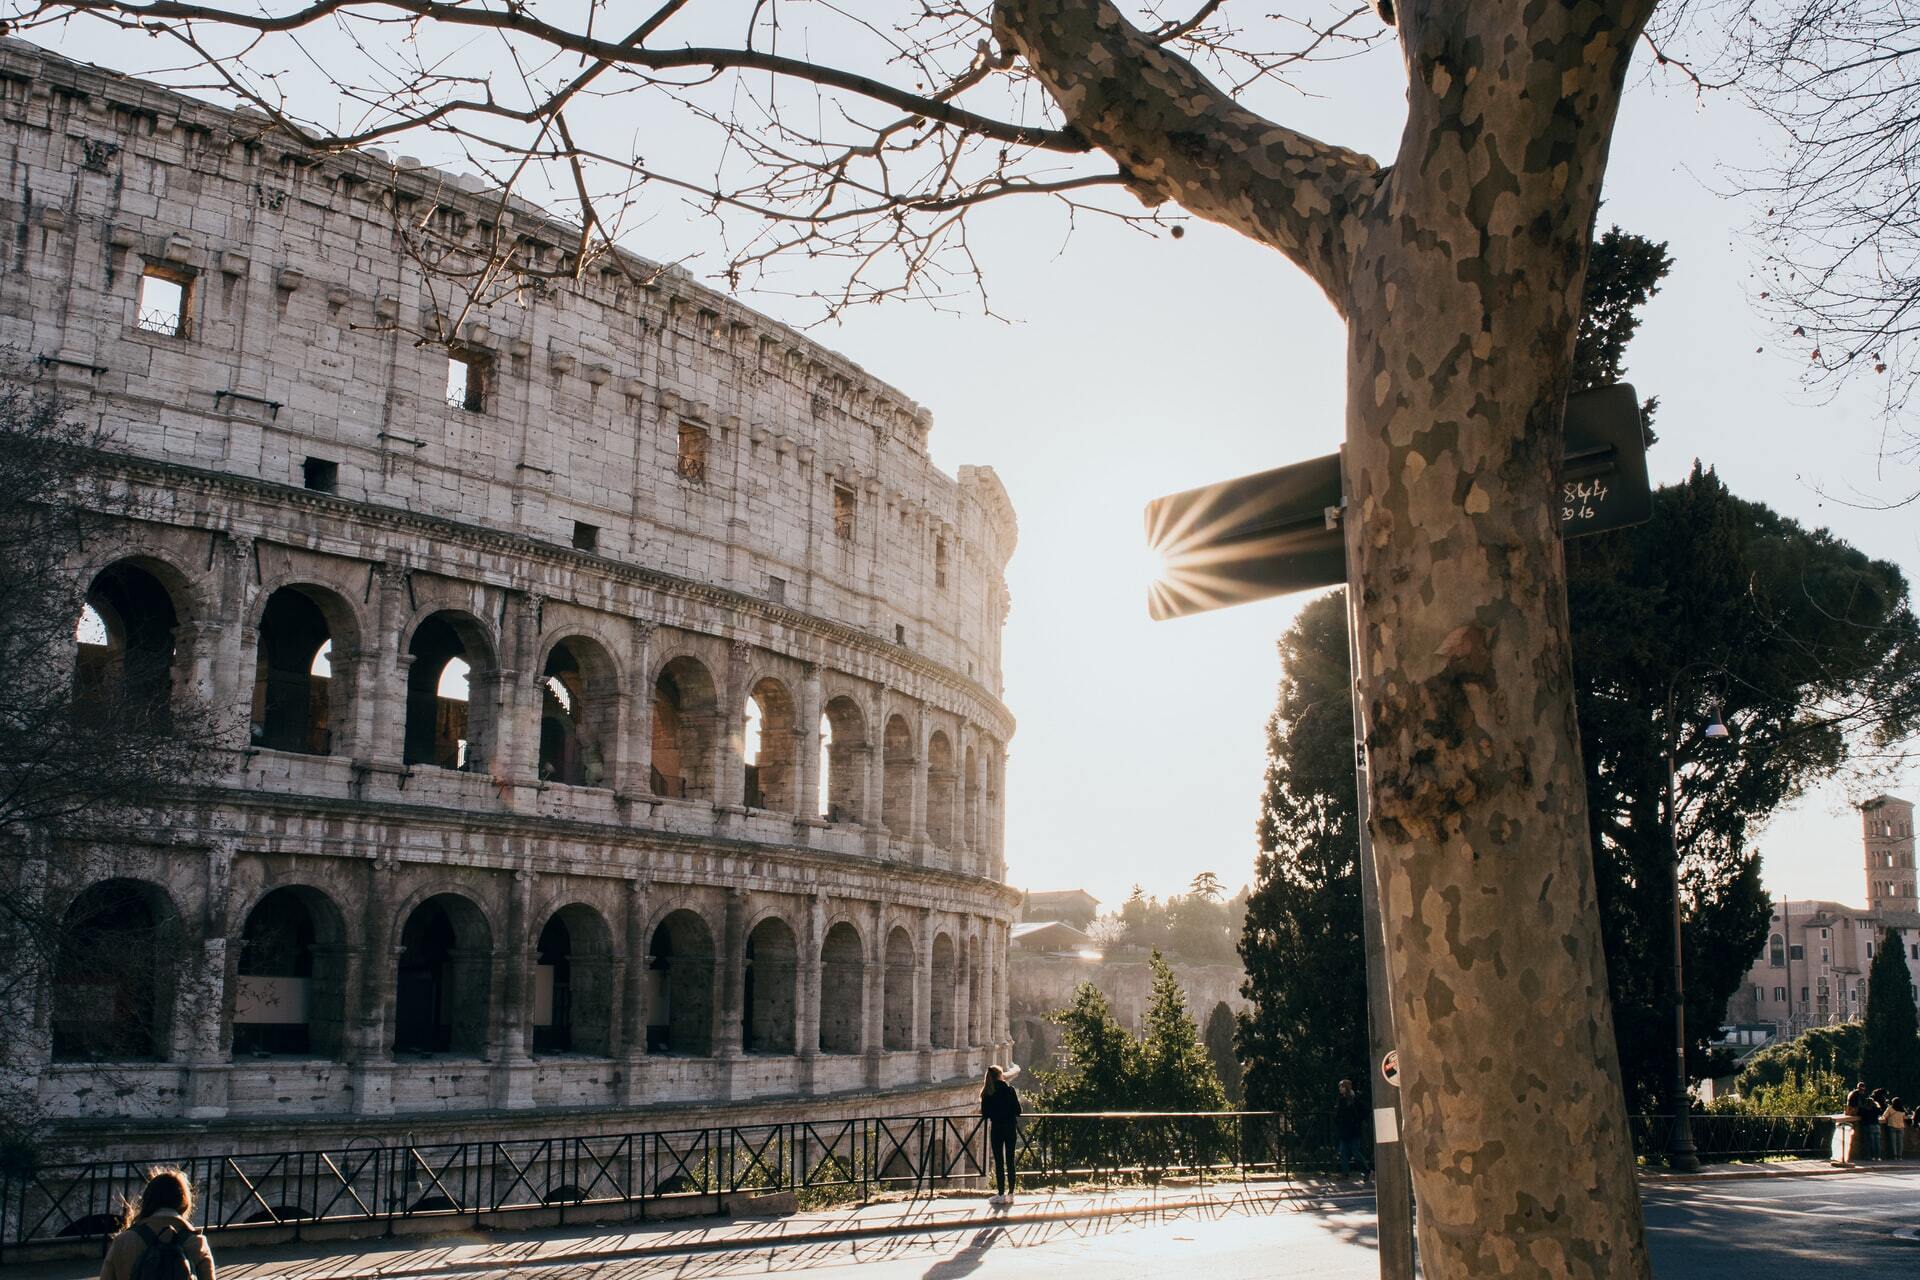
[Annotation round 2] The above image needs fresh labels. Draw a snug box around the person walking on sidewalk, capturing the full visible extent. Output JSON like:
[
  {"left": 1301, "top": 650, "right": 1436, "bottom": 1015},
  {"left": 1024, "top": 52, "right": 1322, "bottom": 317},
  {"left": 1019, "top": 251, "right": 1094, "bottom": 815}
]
[
  {"left": 981, "top": 1064, "right": 1022, "bottom": 1208},
  {"left": 101, "top": 1167, "right": 215, "bottom": 1280},
  {"left": 1334, "top": 1079, "right": 1371, "bottom": 1181}
]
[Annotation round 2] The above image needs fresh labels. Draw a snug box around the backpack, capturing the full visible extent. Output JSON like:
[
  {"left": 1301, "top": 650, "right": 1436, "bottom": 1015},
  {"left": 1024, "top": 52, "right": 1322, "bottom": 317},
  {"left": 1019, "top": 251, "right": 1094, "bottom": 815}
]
[{"left": 129, "top": 1221, "right": 197, "bottom": 1280}]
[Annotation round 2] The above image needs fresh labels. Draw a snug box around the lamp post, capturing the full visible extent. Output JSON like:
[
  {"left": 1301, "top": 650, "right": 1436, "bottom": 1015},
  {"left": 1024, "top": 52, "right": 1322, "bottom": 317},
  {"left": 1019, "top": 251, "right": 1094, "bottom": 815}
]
[{"left": 1662, "top": 667, "right": 1727, "bottom": 1174}]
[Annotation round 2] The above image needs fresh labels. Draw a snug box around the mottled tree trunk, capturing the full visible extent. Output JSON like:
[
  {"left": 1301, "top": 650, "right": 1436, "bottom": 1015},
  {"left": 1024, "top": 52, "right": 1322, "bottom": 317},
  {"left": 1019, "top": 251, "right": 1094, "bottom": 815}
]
[{"left": 997, "top": 2, "right": 1655, "bottom": 1275}]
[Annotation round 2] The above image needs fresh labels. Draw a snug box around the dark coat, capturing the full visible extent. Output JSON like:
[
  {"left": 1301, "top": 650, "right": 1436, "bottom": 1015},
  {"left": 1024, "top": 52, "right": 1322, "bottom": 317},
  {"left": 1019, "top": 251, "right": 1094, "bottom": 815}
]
[{"left": 981, "top": 1081, "right": 1022, "bottom": 1132}]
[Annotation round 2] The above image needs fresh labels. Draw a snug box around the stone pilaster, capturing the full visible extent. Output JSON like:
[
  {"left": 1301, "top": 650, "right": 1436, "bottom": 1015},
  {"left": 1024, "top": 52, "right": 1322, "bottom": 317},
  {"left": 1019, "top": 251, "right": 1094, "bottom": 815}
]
[
  {"left": 618, "top": 877, "right": 651, "bottom": 1105},
  {"left": 493, "top": 867, "right": 536, "bottom": 1108}
]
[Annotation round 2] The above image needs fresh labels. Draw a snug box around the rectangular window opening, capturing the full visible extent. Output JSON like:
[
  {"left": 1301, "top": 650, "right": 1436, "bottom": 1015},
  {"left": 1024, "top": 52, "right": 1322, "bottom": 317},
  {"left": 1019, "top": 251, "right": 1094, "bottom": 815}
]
[
  {"left": 447, "top": 349, "right": 490, "bottom": 412},
  {"left": 302, "top": 457, "right": 338, "bottom": 494},
  {"left": 678, "top": 423, "right": 709, "bottom": 483},
  {"left": 935, "top": 536, "right": 949, "bottom": 588},
  {"left": 833, "top": 484, "right": 857, "bottom": 540},
  {"left": 136, "top": 265, "right": 191, "bottom": 336},
  {"left": 767, "top": 576, "right": 786, "bottom": 605},
  {"left": 894, "top": 623, "right": 907, "bottom": 646},
  {"left": 572, "top": 521, "right": 599, "bottom": 552}
]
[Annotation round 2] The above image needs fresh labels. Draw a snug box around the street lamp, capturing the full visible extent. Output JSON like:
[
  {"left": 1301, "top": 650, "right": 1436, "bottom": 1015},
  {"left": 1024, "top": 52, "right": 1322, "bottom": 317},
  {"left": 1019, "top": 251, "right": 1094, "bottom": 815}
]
[{"left": 1662, "top": 668, "right": 1728, "bottom": 1174}]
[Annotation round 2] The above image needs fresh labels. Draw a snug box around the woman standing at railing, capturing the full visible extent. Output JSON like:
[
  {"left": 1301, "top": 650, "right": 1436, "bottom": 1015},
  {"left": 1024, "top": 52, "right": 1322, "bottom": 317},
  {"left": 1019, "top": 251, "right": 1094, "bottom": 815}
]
[
  {"left": 981, "top": 1064, "right": 1023, "bottom": 1208},
  {"left": 100, "top": 1168, "right": 216, "bottom": 1280}
]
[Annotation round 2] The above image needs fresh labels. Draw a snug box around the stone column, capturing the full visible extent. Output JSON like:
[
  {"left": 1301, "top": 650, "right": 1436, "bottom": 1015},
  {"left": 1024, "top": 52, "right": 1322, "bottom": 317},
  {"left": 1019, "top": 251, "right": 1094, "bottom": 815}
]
[
  {"left": 797, "top": 893, "right": 824, "bottom": 1090},
  {"left": 493, "top": 868, "right": 536, "bottom": 1109},
  {"left": 863, "top": 688, "right": 889, "bottom": 855},
  {"left": 797, "top": 664, "right": 824, "bottom": 820},
  {"left": 863, "top": 899, "right": 886, "bottom": 1089},
  {"left": 367, "top": 561, "right": 410, "bottom": 768},
  {"left": 619, "top": 621, "right": 657, "bottom": 807},
  {"left": 995, "top": 922, "right": 1012, "bottom": 1047},
  {"left": 915, "top": 908, "right": 934, "bottom": 1082},
  {"left": 489, "top": 593, "right": 542, "bottom": 800},
  {"left": 219, "top": 533, "right": 259, "bottom": 751},
  {"left": 716, "top": 641, "right": 752, "bottom": 813},
  {"left": 182, "top": 841, "right": 234, "bottom": 1119},
  {"left": 2, "top": 842, "right": 52, "bottom": 1085},
  {"left": 909, "top": 718, "right": 929, "bottom": 851},
  {"left": 717, "top": 888, "right": 747, "bottom": 1058},
  {"left": 352, "top": 860, "right": 396, "bottom": 1114},
  {"left": 618, "top": 877, "right": 651, "bottom": 1105},
  {"left": 953, "top": 934, "right": 972, "bottom": 1061}
]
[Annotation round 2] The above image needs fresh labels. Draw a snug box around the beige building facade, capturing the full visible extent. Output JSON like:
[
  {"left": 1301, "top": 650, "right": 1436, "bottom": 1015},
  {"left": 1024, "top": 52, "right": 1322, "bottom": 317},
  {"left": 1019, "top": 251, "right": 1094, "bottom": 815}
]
[
  {"left": 1727, "top": 796, "right": 1920, "bottom": 1037},
  {"left": 0, "top": 40, "right": 1020, "bottom": 1161}
]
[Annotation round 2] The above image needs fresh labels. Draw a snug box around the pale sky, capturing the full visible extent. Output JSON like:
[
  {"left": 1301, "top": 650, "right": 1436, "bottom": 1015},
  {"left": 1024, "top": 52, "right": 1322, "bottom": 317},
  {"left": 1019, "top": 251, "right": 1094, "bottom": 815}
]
[{"left": 31, "top": 10, "right": 1918, "bottom": 915}]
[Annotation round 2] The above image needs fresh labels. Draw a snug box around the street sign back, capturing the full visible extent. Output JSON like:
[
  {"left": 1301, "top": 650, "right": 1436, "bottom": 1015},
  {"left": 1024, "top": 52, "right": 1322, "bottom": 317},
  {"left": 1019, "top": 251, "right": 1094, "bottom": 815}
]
[{"left": 1145, "top": 384, "right": 1651, "bottom": 621}]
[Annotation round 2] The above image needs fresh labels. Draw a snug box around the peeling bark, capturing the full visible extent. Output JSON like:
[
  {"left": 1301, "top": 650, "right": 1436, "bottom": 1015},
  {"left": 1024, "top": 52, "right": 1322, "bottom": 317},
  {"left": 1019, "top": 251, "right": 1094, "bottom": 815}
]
[{"left": 997, "top": 2, "right": 1658, "bottom": 1275}]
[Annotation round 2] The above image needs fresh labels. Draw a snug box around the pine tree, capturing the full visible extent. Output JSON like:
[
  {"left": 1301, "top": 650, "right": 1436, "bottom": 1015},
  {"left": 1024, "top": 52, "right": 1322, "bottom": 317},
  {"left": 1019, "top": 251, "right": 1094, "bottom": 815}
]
[
  {"left": 1038, "top": 981, "right": 1140, "bottom": 1112},
  {"left": 1137, "top": 952, "right": 1229, "bottom": 1112},
  {"left": 1203, "top": 1001, "right": 1243, "bottom": 1105},
  {"left": 1860, "top": 927, "right": 1920, "bottom": 1100}
]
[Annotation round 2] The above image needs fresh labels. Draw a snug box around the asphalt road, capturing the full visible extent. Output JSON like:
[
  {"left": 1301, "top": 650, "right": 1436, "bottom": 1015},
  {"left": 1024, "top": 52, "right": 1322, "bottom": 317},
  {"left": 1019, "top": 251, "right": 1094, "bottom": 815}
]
[{"left": 454, "top": 1170, "right": 1918, "bottom": 1279}]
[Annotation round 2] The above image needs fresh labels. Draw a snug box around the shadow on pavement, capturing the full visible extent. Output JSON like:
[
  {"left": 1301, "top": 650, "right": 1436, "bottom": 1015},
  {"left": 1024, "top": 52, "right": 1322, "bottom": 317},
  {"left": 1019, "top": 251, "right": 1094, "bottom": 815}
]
[{"left": 918, "top": 1227, "right": 1005, "bottom": 1278}]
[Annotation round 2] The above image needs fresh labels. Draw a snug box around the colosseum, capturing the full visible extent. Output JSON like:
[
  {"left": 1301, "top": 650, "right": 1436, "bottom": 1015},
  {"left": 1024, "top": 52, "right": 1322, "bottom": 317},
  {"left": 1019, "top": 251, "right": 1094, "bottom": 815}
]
[{"left": 0, "top": 39, "right": 1019, "bottom": 1165}]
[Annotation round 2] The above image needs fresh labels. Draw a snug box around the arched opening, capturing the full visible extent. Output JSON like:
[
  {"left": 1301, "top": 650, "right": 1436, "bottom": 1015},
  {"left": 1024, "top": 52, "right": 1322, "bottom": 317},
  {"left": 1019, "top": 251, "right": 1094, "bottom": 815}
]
[
  {"left": 73, "top": 561, "right": 181, "bottom": 729},
  {"left": 967, "top": 937, "right": 984, "bottom": 1046},
  {"left": 406, "top": 613, "right": 493, "bottom": 772},
  {"left": 647, "top": 909, "right": 715, "bottom": 1054},
  {"left": 882, "top": 714, "right": 914, "bottom": 836},
  {"left": 819, "top": 922, "right": 865, "bottom": 1053},
  {"left": 532, "top": 904, "right": 615, "bottom": 1056},
  {"left": 539, "top": 638, "right": 612, "bottom": 787},
  {"left": 1768, "top": 933, "right": 1786, "bottom": 967},
  {"left": 393, "top": 894, "right": 492, "bottom": 1056},
  {"left": 743, "top": 678, "right": 799, "bottom": 813},
  {"left": 822, "top": 697, "right": 866, "bottom": 823},
  {"left": 963, "top": 745, "right": 980, "bottom": 851},
  {"left": 883, "top": 926, "right": 915, "bottom": 1051},
  {"left": 926, "top": 731, "right": 956, "bottom": 849},
  {"left": 653, "top": 656, "right": 717, "bottom": 801},
  {"left": 233, "top": 886, "right": 347, "bottom": 1058},
  {"left": 50, "top": 879, "right": 180, "bottom": 1060},
  {"left": 929, "top": 933, "right": 956, "bottom": 1048},
  {"left": 251, "top": 587, "right": 343, "bottom": 755},
  {"left": 743, "top": 917, "right": 798, "bottom": 1054}
]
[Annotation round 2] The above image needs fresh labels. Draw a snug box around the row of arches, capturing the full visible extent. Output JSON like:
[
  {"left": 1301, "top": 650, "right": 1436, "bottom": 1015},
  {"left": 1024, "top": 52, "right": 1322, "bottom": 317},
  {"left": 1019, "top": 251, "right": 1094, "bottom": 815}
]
[
  {"left": 47, "top": 877, "right": 996, "bottom": 1065},
  {"left": 74, "top": 559, "right": 1003, "bottom": 851}
]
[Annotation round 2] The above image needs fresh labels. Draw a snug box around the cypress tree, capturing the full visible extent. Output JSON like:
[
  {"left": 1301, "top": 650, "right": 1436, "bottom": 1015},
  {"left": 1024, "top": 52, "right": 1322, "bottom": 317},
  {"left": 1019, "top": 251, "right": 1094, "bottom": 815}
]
[
  {"left": 1203, "top": 1001, "right": 1243, "bottom": 1105},
  {"left": 1860, "top": 927, "right": 1920, "bottom": 1100},
  {"left": 1138, "top": 952, "right": 1229, "bottom": 1112}
]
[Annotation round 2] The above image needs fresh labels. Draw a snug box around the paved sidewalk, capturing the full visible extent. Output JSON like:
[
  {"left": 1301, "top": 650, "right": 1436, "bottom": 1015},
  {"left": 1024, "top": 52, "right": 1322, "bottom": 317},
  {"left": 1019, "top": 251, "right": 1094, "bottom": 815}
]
[{"left": 14, "top": 1161, "right": 1912, "bottom": 1280}]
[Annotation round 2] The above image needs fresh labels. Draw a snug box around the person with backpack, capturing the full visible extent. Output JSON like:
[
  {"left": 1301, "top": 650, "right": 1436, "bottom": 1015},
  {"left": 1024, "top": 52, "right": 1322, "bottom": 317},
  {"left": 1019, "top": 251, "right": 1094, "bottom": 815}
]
[
  {"left": 980, "top": 1064, "right": 1022, "bottom": 1208},
  {"left": 101, "top": 1168, "right": 215, "bottom": 1280}
]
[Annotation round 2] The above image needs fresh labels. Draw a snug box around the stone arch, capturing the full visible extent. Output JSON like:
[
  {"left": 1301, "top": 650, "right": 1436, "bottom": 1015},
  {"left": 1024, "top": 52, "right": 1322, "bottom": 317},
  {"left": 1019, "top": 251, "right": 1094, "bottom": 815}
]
[
  {"left": 653, "top": 654, "right": 719, "bottom": 801},
  {"left": 50, "top": 877, "right": 183, "bottom": 1061},
  {"left": 73, "top": 558, "right": 191, "bottom": 730},
  {"left": 538, "top": 634, "right": 619, "bottom": 787},
  {"left": 929, "top": 931, "right": 957, "bottom": 1049},
  {"left": 882, "top": 712, "right": 914, "bottom": 835},
  {"left": 743, "top": 914, "right": 798, "bottom": 1054},
  {"left": 393, "top": 892, "right": 493, "bottom": 1056},
  {"left": 404, "top": 610, "right": 497, "bottom": 772},
  {"left": 647, "top": 907, "right": 716, "bottom": 1055},
  {"left": 251, "top": 583, "right": 359, "bottom": 756},
  {"left": 926, "top": 730, "right": 956, "bottom": 850},
  {"left": 819, "top": 921, "right": 865, "bottom": 1054},
  {"left": 744, "top": 675, "right": 800, "bottom": 814},
  {"left": 232, "top": 884, "right": 349, "bottom": 1059},
  {"left": 882, "top": 925, "right": 915, "bottom": 1051},
  {"left": 532, "top": 902, "right": 616, "bottom": 1056},
  {"left": 821, "top": 695, "right": 866, "bottom": 823}
]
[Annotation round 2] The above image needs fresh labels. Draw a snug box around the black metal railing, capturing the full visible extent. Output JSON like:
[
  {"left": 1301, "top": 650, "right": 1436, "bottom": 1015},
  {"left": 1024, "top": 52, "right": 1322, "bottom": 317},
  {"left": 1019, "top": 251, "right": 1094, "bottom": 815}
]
[{"left": 0, "top": 1111, "right": 1841, "bottom": 1257}]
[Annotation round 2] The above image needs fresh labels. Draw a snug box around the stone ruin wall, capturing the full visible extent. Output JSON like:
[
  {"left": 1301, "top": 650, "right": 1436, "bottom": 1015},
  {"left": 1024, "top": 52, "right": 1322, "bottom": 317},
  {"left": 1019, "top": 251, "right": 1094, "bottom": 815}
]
[{"left": 0, "top": 39, "right": 1020, "bottom": 1163}]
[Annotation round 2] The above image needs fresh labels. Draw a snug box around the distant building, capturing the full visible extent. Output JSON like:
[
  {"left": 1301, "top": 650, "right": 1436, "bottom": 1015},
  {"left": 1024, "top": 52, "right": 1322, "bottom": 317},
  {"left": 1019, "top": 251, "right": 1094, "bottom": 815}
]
[
  {"left": 1726, "top": 795, "right": 1920, "bottom": 1038},
  {"left": 1021, "top": 889, "right": 1100, "bottom": 929},
  {"left": 1011, "top": 920, "right": 1095, "bottom": 956}
]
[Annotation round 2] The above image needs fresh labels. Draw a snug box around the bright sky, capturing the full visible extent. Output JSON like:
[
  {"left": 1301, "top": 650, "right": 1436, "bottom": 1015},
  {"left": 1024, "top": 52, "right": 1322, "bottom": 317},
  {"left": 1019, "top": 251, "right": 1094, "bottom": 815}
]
[{"left": 33, "top": 11, "right": 1917, "bottom": 915}]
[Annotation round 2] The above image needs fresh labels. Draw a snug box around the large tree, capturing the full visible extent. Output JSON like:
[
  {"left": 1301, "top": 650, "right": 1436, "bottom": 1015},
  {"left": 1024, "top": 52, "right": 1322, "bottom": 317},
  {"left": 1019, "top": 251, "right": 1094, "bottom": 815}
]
[
  {"left": 1860, "top": 927, "right": 1920, "bottom": 1100},
  {"left": 10, "top": 2, "right": 1686, "bottom": 1270}
]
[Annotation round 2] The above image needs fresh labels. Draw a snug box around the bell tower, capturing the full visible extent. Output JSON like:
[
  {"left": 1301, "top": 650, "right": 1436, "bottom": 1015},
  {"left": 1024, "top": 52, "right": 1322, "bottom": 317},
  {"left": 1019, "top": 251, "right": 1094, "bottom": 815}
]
[{"left": 1863, "top": 796, "right": 1917, "bottom": 914}]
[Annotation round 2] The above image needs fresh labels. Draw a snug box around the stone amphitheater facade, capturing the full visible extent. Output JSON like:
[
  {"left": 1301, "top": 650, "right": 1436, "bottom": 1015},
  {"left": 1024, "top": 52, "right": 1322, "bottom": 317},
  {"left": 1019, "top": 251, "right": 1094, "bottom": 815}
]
[{"left": 0, "top": 40, "right": 1019, "bottom": 1160}]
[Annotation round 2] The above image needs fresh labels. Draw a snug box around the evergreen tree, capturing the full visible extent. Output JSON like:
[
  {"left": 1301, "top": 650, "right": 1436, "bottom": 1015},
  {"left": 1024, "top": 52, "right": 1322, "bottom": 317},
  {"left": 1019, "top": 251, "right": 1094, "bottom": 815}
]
[
  {"left": 1860, "top": 927, "right": 1920, "bottom": 1099},
  {"left": 1137, "top": 952, "right": 1230, "bottom": 1112},
  {"left": 1038, "top": 981, "right": 1140, "bottom": 1112},
  {"left": 1203, "top": 1001, "right": 1243, "bottom": 1105}
]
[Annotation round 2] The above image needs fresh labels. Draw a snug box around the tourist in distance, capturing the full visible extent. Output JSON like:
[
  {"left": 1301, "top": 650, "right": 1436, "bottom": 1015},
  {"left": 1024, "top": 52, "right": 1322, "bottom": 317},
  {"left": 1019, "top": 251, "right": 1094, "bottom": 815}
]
[
  {"left": 100, "top": 1168, "right": 215, "bottom": 1280},
  {"left": 1334, "top": 1079, "right": 1371, "bottom": 1181},
  {"left": 1886, "top": 1097, "right": 1906, "bottom": 1159},
  {"left": 1872, "top": 1087, "right": 1896, "bottom": 1161},
  {"left": 1845, "top": 1081, "right": 1880, "bottom": 1162},
  {"left": 980, "top": 1063, "right": 1022, "bottom": 1208}
]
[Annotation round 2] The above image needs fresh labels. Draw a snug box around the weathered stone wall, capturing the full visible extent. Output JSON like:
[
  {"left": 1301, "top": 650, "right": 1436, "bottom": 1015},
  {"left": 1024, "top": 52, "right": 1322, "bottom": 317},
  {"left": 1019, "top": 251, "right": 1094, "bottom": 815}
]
[
  {"left": 0, "top": 39, "right": 1021, "bottom": 1163},
  {"left": 1006, "top": 953, "right": 1248, "bottom": 1074}
]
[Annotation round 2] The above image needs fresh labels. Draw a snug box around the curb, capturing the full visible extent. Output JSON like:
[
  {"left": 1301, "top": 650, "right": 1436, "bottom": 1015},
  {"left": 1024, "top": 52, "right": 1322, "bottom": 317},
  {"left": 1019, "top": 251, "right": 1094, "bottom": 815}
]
[
  {"left": 248, "top": 1187, "right": 1334, "bottom": 1280},
  {"left": 1640, "top": 1161, "right": 1920, "bottom": 1185}
]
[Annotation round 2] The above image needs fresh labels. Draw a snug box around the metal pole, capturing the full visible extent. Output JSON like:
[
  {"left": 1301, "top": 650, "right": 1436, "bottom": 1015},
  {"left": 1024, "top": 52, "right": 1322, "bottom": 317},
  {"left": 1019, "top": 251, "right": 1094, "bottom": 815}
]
[
  {"left": 1663, "top": 681, "right": 1701, "bottom": 1173},
  {"left": 1337, "top": 461, "right": 1416, "bottom": 1280}
]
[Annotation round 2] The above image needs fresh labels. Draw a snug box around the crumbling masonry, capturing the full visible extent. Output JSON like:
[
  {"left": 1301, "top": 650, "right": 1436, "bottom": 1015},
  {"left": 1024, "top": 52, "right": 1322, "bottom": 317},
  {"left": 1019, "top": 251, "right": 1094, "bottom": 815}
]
[{"left": 0, "top": 39, "right": 1019, "bottom": 1164}]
